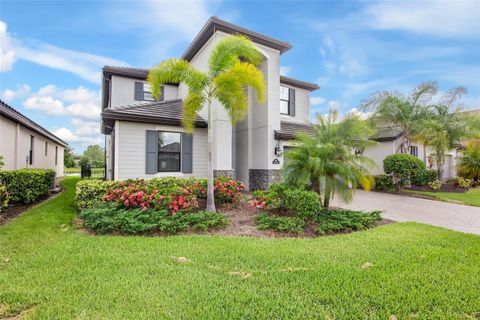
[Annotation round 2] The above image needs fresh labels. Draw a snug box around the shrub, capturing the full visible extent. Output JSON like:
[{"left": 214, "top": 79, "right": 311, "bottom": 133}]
[
  {"left": 0, "top": 184, "right": 9, "bottom": 212},
  {"left": 80, "top": 202, "right": 227, "bottom": 234},
  {"left": 249, "top": 183, "right": 321, "bottom": 218},
  {"left": 458, "top": 141, "right": 480, "bottom": 183},
  {"left": 256, "top": 213, "right": 305, "bottom": 234},
  {"left": 411, "top": 169, "right": 438, "bottom": 186},
  {"left": 316, "top": 209, "right": 382, "bottom": 235},
  {"left": 455, "top": 176, "right": 472, "bottom": 188},
  {"left": 383, "top": 154, "right": 425, "bottom": 189},
  {"left": 75, "top": 179, "right": 118, "bottom": 210},
  {"left": 373, "top": 175, "right": 394, "bottom": 191},
  {"left": 0, "top": 169, "right": 55, "bottom": 204},
  {"left": 428, "top": 180, "right": 442, "bottom": 191}
]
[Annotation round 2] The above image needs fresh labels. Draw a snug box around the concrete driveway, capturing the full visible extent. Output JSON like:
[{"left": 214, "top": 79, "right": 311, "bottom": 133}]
[{"left": 331, "top": 190, "right": 480, "bottom": 235}]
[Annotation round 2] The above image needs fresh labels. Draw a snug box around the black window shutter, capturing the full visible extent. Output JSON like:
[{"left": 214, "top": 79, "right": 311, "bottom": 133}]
[
  {"left": 134, "top": 82, "right": 144, "bottom": 101},
  {"left": 289, "top": 88, "right": 296, "bottom": 117},
  {"left": 146, "top": 130, "right": 158, "bottom": 174},
  {"left": 181, "top": 133, "right": 193, "bottom": 173}
]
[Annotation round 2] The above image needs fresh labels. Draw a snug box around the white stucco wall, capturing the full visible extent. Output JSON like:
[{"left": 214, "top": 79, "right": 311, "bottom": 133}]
[
  {"left": 110, "top": 75, "right": 178, "bottom": 108},
  {"left": 114, "top": 121, "right": 208, "bottom": 180},
  {"left": 0, "top": 114, "right": 65, "bottom": 178}
]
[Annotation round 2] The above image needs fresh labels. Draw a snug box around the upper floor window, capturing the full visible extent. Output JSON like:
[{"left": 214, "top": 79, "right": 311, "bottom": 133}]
[
  {"left": 280, "top": 86, "right": 290, "bottom": 115},
  {"left": 410, "top": 146, "right": 418, "bottom": 157},
  {"left": 134, "top": 82, "right": 156, "bottom": 102}
]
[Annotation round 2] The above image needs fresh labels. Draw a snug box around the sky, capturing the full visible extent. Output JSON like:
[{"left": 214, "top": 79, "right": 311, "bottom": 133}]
[{"left": 1, "top": 0, "right": 479, "bottom": 153}]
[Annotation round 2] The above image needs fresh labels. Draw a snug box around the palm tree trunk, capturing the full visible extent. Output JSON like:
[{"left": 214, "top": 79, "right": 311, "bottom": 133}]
[
  {"left": 323, "top": 183, "right": 331, "bottom": 209},
  {"left": 206, "top": 98, "right": 216, "bottom": 212}
]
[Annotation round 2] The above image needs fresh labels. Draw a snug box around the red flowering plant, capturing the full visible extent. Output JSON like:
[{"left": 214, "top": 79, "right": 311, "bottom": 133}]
[
  {"left": 213, "top": 176, "right": 245, "bottom": 204},
  {"left": 248, "top": 190, "right": 268, "bottom": 209}
]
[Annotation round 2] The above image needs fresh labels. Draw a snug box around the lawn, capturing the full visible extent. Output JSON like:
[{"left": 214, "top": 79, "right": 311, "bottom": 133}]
[
  {"left": 65, "top": 167, "right": 105, "bottom": 178},
  {"left": 408, "top": 188, "right": 480, "bottom": 207},
  {"left": 1, "top": 178, "right": 479, "bottom": 319}
]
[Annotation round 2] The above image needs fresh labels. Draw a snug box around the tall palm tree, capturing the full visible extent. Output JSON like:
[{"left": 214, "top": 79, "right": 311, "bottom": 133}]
[
  {"left": 360, "top": 81, "right": 437, "bottom": 153},
  {"left": 148, "top": 35, "right": 266, "bottom": 212},
  {"left": 417, "top": 87, "right": 479, "bottom": 180},
  {"left": 284, "top": 110, "right": 377, "bottom": 208}
]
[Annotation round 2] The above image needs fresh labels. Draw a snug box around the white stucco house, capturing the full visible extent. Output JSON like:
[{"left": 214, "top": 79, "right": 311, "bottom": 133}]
[
  {"left": 364, "top": 126, "right": 459, "bottom": 179},
  {"left": 101, "top": 17, "right": 319, "bottom": 190},
  {"left": 0, "top": 100, "right": 67, "bottom": 179}
]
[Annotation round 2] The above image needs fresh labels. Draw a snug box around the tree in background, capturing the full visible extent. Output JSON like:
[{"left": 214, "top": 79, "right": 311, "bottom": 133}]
[
  {"left": 148, "top": 35, "right": 265, "bottom": 212},
  {"left": 284, "top": 110, "right": 377, "bottom": 208},
  {"left": 64, "top": 147, "right": 76, "bottom": 168},
  {"left": 360, "top": 81, "right": 437, "bottom": 153},
  {"left": 79, "top": 144, "right": 105, "bottom": 167}
]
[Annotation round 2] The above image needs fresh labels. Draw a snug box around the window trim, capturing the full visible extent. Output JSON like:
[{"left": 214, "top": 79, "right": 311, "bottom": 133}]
[
  {"left": 280, "top": 85, "right": 290, "bottom": 115},
  {"left": 157, "top": 131, "right": 181, "bottom": 172},
  {"left": 135, "top": 82, "right": 155, "bottom": 102}
]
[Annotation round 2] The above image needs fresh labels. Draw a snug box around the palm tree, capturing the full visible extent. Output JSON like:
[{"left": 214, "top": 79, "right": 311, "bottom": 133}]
[
  {"left": 360, "top": 81, "right": 437, "bottom": 153},
  {"left": 417, "top": 87, "right": 479, "bottom": 180},
  {"left": 148, "top": 35, "right": 266, "bottom": 212},
  {"left": 284, "top": 110, "right": 377, "bottom": 208},
  {"left": 459, "top": 141, "right": 480, "bottom": 184}
]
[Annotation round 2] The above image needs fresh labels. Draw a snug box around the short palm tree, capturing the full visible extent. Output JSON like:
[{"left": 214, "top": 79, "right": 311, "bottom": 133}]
[
  {"left": 148, "top": 35, "right": 266, "bottom": 212},
  {"left": 459, "top": 141, "right": 480, "bottom": 183},
  {"left": 284, "top": 110, "right": 377, "bottom": 208},
  {"left": 360, "top": 81, "right": 437, "bottom": 153}
]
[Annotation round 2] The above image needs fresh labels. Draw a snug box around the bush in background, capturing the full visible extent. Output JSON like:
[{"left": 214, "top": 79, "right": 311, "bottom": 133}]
[
  {"left": 428, "top": 180, "right": 442, "bottom": 191},
  {"left": 75, "top": 180, "right": 118, "bottom": 210},
  {"left": 458, "top": 141, "right": 480, "bottom": 184},
  {"left": 316, "top": 209, "right": 381, "bottom": 234},
  {"left": 0, "top": 184, "right": 9, "bottom": 212},
  {"left": 455, "top": 176, "right": 472, "bottom": 188},
  {"left": 0, "top": 169, "right": 55, "bottom": 204},
  {"left": 384, "top": 154, "right": 425, "bottom": 189},
  {"left": 411, "top": 169, "right": 438, "bottom": 186},
  {"left": 373, "top": 175, "right": 394, "bottom": 191}
]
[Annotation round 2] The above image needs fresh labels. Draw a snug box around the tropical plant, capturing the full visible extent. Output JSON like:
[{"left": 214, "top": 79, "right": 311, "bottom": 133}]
[
  {"left": 284, "top": 110, "right": 377, "bottom": 208},
  {"left": 458, "top": 141, "right": 480, "bottom": 183},
  {"left": 360, "top": 81, "right": 437, "bottom": 153},
  {"left": 148, "top": 35, "right": 265, "bottom": 212},
  {"left": 417, "top": 88, "right": 479, "bottom": 180},
  {"left": 0, "top": 154, "right": 4, "bottom": 169}
]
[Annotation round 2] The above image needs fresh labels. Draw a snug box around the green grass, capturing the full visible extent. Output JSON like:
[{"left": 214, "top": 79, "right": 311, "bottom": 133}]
[
  {"left": 65, "top": 167, "right": 104, "bottom": 178},
  {"left": 1, "top": 177, "right": 479, "bottom": 319},
  {"left": 408, "top": 188, "right": 480, "bottom": 207}
]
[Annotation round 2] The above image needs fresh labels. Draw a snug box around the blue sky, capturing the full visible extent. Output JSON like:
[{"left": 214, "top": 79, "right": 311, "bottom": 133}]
[{"left": 1, "top": 0, "right": 479, "bottom": 153}]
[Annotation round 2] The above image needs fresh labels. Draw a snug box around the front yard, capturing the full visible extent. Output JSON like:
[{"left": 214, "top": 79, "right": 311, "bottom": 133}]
[
  {"left": 1, "top": 177, "right": 479, "bottom": 319},
  {"left": 407, "top": 188, "right": 480, "bottom": 207}
]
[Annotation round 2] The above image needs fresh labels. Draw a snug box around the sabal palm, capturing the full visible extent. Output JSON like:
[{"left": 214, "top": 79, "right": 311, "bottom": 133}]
[
  {"left": 361, "top": 81, "right": 437, "bottom": 153},
  {"left": 284, "top": 110, "right": 377, "bottom": 208},
  {"left": 148, "top": 35, "right": 266, "bottom": 212}
]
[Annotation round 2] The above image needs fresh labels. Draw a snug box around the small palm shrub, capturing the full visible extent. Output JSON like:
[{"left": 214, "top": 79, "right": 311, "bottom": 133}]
[
  {"left": 458, "top": 141, "right": 480, "bottom": 183},
  {"left": 0, "top": 184, "right": 9, "bottom": 212},
  {"left": 428, "top": 180, "right": 442, "bottom": 191},
  {"left": 384, "top": 154, "right": 425, "bottom": 189},
  {"left": 455, "top": 177, "right": 472, "bottom": 188}
]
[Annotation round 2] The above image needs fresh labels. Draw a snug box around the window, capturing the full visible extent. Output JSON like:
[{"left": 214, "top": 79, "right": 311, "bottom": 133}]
[
  {"left": 45, "top": 141, "right": 48, "bottom": 156},
  {"left": 29, "top": 135, "right": 34, "bottom": 165},
  {"left": 410, "top": 146, "right": 418, "bottom": 157},
  {"left": 55, "top": 146, "right": 58, "bottom": 165},
  {"left": 280, "top": 86, "right": 290, "bottom": 114},
  {"left": 158, "top": 132, "right": 181, "bottom": 172},
  {"left": 135, "top": 82, "right": 155, "bottom": 102}
]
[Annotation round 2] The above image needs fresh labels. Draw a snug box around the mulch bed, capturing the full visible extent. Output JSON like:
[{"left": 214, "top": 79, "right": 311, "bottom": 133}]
[
  {"left": 406, "top": 183, "right": 469, "bottom": 193},
  {"left": 0, "top": 190, "right": 62, "bottom": 226}
]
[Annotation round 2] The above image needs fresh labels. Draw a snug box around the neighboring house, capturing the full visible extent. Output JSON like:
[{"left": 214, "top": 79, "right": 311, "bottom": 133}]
[
  {"left": 101, "top": 16, "right": 319, "bottom": 190},
  {"left": 0, "top": 100, "right": 67, "bottom": 179},
  {"left": 363, "top": 127, "right": 459, "bottom": 179}
]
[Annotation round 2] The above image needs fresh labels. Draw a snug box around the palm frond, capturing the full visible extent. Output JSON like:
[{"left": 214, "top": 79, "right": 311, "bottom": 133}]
[{"left": 182, "top": 90, "right": 206, "bottom": 132}]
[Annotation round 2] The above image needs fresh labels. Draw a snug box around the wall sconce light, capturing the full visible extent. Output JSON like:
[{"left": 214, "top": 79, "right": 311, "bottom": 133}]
[{"left": 274, "top": 142, "right": 282, "bottom": 156}]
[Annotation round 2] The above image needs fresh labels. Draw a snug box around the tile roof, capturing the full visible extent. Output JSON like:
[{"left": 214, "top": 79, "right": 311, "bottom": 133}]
[
  {"left": 371, "top": 126, "right": 403, "bottom": 141},
  {"left": 0, "top": 100, "right": 68, "bottom": 147},
  {"left": 101, "top": 99, "right": 207, "bottom": 131},
  {"left": 274, "top": 121, "right": 315, "bottom": 140}
]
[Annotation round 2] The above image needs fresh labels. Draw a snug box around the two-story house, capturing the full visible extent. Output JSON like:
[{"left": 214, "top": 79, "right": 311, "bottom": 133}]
[{"left": 101, "top": 16, "right": 319, "bottom": 190}]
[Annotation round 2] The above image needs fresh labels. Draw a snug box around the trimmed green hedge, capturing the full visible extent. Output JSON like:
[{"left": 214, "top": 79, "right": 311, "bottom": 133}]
[
  {"left": 75, "top": 180, "right": 118, "bottom": 210},
  {"left": 0, "top": 169, "right": 55, "bottom": 204},
  {"left": 384, "top": 154, "right": 425, "bottom": 189}
]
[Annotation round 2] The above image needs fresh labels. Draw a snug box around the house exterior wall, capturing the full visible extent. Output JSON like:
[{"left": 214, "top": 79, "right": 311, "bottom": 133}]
[
  {"left": 114, "top": 121, "right": 208, "bottom": 180},
  {"left": 110, "top": 75, "right": 178, "bottom": 108},
  {"left": 0, "top": 114, "right": 65, "bottom": 178}
]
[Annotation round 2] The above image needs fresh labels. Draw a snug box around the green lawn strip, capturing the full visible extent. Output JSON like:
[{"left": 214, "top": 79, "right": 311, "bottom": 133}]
[
  {"left": 406, "top": 188, "right": 480, "bottom": 207},
  {"left": 1, "top": 177, "right": 479, "bottom": 319}
]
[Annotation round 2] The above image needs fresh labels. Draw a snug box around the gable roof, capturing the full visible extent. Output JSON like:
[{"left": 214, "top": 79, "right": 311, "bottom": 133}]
[
  {"left": 0, "top": 100, "right": 68, "bottom": 147},
  {"left": 182, "top": 16, "right": 292, "bottom": 61},
  {"left": 101, "top": 99, "right": 207, "bottom": 133}
]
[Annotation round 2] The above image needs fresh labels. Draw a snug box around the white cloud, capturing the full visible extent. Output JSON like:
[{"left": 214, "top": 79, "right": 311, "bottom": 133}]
[
  {"left": 0, "top": 20, "right": 128, "bottom": 83},
  {"left": 54, "top": 118, "right": 102, "bottom": 146},
  {"left": 310, "top": 96, "right": 326, "bottom": 106},
  {"left": 328, "top": 100, "right": 341, "bottom": 112},
  {"left": 23, "top": 95, "right": 64, "bottom": 115},
  {"left": 280, "top": 66, "right": 292, "bottom": 76},
  {"left": 1, "top": 84, "right": 31, "bottom": 102},
  {"left": 323, "top": 35, "right": 335, "bottom": 55},
  {"left": 365, "top": 1, "right": 480, "bottom": 37}
]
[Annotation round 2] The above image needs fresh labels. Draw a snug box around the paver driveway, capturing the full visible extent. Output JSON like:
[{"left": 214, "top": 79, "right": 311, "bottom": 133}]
[{"left": 332, "top": 190, "right": 480, "bottom": 235}]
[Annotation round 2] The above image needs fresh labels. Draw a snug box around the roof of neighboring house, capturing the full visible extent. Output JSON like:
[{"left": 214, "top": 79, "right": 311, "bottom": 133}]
[
  {"left": 182, "top": 16, "right": 292, "bottom": 61},
  {"left": 0, "top": 100, "right": 68, "bottom": 147},
  {"left": 103, "top": 66, "right": 152, "bottom": 81},
  {"left": 101, "top": 99, "right": 208, "bottom": 133},
  {"left": 280, "top": 76, "right": 320, "bottom": 91},
  {"left": 274, "top": 121, "right": 315, "bottom": 140},
  {"left": 371, "top": 126, "right": 403, "bottom": 142}
]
